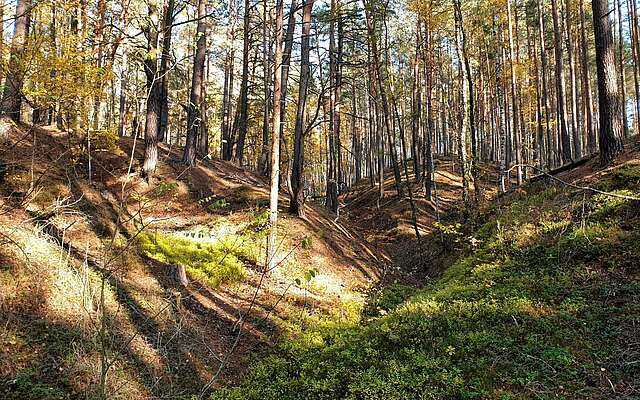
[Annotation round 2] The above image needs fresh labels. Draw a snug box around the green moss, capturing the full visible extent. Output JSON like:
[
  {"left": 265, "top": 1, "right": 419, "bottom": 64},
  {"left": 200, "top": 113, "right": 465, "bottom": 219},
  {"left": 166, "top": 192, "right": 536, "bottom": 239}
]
[{"left": 139, "top": 232, "right": 255, "bottom": 287}]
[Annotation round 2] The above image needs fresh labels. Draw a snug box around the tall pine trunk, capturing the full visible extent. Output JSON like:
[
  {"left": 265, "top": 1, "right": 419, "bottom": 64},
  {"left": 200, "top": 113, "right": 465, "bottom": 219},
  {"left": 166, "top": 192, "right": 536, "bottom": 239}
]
[
  {"left": 592, "top": 0, "right": 625, "bottom": 164},
  {"left": 551, "top": 0, "right": 573, "bottom": 164},
  {"left": 1, "top": 0, "right": 32, "bottom": 123},
  {"left": 142, "top": 1, "right": 161, "bottom": 180},
  {"left": 267, "top": 0, "right": 285, "bottom": 271},
  {"left": 290, "top": 0, "right": 313, "bottom": 217},
  {"left": 182, "top": 0, "right": 207, "bottom": 166}
]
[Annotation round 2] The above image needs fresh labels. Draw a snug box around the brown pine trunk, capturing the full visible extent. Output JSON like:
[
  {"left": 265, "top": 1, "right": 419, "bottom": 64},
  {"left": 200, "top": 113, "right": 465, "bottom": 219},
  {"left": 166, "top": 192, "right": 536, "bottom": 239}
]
[
  {"left": 617, "top": 0, "right": 630, "bottom": 137},
  {"left": 257, "top": 0, "right": 271, "bottom": 176},
  {"left": 268, "top": 0, "right": 285, "bottom": 271},
  {"left": 1, "top": 0, "right": 32, "bottom": 123},
  {"left": 234, "top": 0, "right": 251, "bottom": 164},
  {"left": 453, "top": 0, "right": 474, "bottom": 212},
  {"left": 592, "top": 0, "right": 625, "bottom": 164},
  {"left": 290, "top": 0, "right": 314, "bottom": 217},
  {"left": 566, "top": 0, "right": 582, "bottom": 157},
  {"left": 142, "top": 1, "right": 162, "bottom": 180},
  {"left": 506, "top": 0, "right": 522, "bottom": 185},
  {"left": 158, "top": 0, "right": 175, "bottom": 142},
  {"left": 629, "top": 0, "right": 640, "bottom": 134},
  {"left": 551, "top": 0, "right": 573, "bottom": 163},
  {"left": 579, "top": 0, "right": 596, "bottom": 153},
  {"left": 538, "top": 0, "right": 554, "bottom": 168}
]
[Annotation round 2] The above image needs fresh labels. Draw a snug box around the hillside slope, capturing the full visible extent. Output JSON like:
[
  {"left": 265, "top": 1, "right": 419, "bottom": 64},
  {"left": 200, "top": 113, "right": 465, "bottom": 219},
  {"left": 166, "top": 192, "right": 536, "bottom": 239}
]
[
  {"left": 0, "top": 123, "right": 386, "bottom": 399},
  {"left": 215, "top": 141, "right": 640, "bottom": 399},
  {"left": 341, "top": 158, "right": 497, "bottom": 283}
]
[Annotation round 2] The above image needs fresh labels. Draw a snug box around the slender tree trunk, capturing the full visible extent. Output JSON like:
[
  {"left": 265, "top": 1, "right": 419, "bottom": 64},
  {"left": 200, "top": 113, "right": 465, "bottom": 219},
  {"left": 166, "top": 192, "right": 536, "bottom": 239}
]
[
  {"left": 628, "top": 0, "right": 640, "bottom": 134},
  {"left": 234, "top": 0, "right": 251, "bottom": 164},
  {"left": 258, "top": 0, "right": 271, "bottom": 176},
  {"left": 538, "top": 0, "right": 554, "bottom": 168},
  {"left": 506, "top": 0, "right": 522, "bottom": 185},
  {"left": 551, "top": 0, "right": 573, "bottom": 163},
  {"left": 580, "top": 0, "right": 596, "bottom": 153},
  {"left": 182, "top": 0, "right": 207, "bottom": 166},
  {"left": 423, "top": 20, "right": 434, "bottom": 201},
  {"left": 118, "top": 46, "right": 128, "bottom": 137},
  {"left": 566, "top": 0, "right": 582, "bottom": 157},
  {"left": 453, "top": 0, "right": 473, "bottom": 213},
  {"left": 222, "top": 0, "right": 237, "bottom": 160},
  {"left": 158, "top": 0, "right": 175, "bottom": 142},
  {"left": 268, "top": 0, "right": 285, "bottom": 271},
  {"left": 411, "top": 21, "right": 422, "bottom": 180},
  {"left": 617, "top": 0, "right": 630, "bottom": 137},
  {"left": 289, "top": 0, "right": 313, "bottom": 217}
]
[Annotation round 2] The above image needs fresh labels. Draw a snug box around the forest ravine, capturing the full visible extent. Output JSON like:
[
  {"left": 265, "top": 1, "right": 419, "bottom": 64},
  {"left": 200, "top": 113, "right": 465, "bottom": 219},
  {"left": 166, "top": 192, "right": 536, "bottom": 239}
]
[{"left": 1, "top": 0, "right": 640, "bottom": 398}]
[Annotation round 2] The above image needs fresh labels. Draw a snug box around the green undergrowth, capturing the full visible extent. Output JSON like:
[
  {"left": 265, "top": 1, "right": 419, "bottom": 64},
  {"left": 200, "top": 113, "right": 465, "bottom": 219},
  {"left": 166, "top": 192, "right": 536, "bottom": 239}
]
[
  {"left": 213, "top": 162, "right": 640, "bottom": 400},
  {"left": 139, "top": 230, "right": 258, "bottom": 287}
]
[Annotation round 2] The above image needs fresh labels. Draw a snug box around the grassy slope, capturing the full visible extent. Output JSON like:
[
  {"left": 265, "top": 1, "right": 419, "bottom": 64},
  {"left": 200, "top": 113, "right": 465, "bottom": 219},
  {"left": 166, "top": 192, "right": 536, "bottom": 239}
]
[{"left": 214, "top": 157, "right": 640, "bottom": 399}]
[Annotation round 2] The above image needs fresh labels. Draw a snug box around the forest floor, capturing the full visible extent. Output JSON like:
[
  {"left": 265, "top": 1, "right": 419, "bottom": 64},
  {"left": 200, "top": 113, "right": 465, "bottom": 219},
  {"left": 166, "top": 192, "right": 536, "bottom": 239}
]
[{"left": 0, "top": 122, "right": 390, "bottom": 398}]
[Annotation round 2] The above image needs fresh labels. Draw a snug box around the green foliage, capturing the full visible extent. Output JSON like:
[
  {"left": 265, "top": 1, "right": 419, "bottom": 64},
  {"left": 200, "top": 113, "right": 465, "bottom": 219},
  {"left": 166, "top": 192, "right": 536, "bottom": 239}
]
[
  {"left": 208, "top": 199, "right": 230, "bottom": 211},
  {"left": 7, "top": 368, "right": 69, "bottom": 399},
  {"left": 295, "top": 268, "right": 319, "bottom": 287},
  {"left": 433, "top": 222, "right": 465, "bottom": 249},
  {"left": 248, "top": 210, "right": 270, "bottom": 234},
  {"left": 90, "top": 129, "right": 119, "bottom": 152},
  {"left": 199, "top": 195, "right": 230, "bottom": 211},
  {"left": 154, "top": 181, "right": 179, "bottom": 197},
  {"left": 139, "top": 232, "right": 256, "bottom": 287},
  {"left": 212, "top": 164, "right": 640, "bottom": 400},
  {"left": 301, "top": 236, "right": 313, "bottom": 250},
  {"left": 363, "top": 284, "right": 414, "bottom": 318}
]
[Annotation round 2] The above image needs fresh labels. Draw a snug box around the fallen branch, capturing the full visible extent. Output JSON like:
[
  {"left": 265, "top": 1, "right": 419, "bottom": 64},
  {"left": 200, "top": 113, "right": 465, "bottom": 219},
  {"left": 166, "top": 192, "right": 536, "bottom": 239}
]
[{"left": 510, "top": 164, "right": 640, "bottom": 202}]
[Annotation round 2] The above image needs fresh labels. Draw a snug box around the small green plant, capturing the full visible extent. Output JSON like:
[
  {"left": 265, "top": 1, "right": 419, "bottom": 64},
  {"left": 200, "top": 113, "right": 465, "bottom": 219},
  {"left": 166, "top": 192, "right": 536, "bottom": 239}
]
[
  {"left": 301, "top": 236, "right": 313, "bottom": 250},
  {"left": 248, "top": 210, "right": 270, "bottom": 234},
  {"left": 295, "top": 268, "right": 319, "bottom": 287},
  {"left": 208, "top": 198, "right": 229, "bottom": 211},
  {"left": 433, "top": 222, "right": 464, "bottom": 249},
  {"left": 364, "top": 284, "right": 414, "bottom": 318},
  {"left": 91, "top": 128, "right": 119, "bottom": 151},
  {"left": 154, "top": 181, "right": 179, "bottom": 197}
]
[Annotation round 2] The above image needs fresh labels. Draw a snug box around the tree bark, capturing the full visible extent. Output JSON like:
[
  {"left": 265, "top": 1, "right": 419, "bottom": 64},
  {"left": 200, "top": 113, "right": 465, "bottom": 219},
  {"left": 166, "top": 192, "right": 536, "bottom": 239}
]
[
  {"left": 1, "top": 0, "right": 32, "bottom": 123},
  {"left": 615, "top": 0, "right": 629, "bottom": 138},
  {"left": 142, "top": 1, "right": 162, "bottom": 180},
  {"left": 551, "top": 0, "right": 573, "bottom": 164},
  {"left": 579, "top": 0, "right": 596, "bottom": 153},
  {"left": 182, "top": 0, "right": 207, "bottom": 166},
  {"left": 158, "top": 0, "right": 175, "bottom": 142},
  {"left": 289, "top": 0, "right": 313, "bottom": 217},
  {"left": 592, "top": 0, "right": 625, "bottom": 164},
  {"left": 267, "top": 0, "right": 284, "bottom": 271}
]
